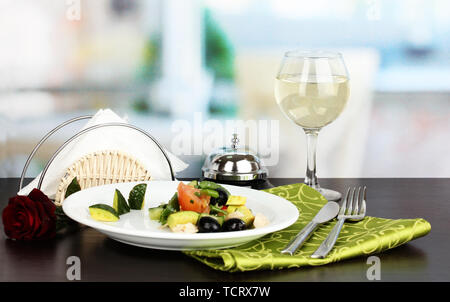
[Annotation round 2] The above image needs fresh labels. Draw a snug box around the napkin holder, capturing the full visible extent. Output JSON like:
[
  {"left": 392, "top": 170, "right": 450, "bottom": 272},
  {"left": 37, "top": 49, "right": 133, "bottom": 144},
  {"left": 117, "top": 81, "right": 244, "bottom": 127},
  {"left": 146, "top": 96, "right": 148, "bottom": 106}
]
[{"left": 18, "top": 115, "right": 176, "bottom": 204}]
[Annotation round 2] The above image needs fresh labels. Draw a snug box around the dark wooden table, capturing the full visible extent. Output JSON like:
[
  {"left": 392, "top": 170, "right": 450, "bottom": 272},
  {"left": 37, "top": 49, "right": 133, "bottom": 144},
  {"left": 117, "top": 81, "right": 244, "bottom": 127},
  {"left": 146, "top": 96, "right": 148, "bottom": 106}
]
[{"left": 1, "top": 178, "right": 449, "bottom": 282}]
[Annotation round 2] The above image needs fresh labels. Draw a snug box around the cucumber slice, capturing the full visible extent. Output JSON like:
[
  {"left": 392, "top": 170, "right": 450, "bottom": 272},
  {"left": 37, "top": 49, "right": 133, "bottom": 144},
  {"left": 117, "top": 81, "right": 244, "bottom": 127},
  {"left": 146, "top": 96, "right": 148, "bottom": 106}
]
[
  {"left": 149, "top": 205, "right": 165, "bottom": 220},
  {"left": 89, "top": 204, "right": 119, "bottom": 222},
  {"left": 113, "top": 189, "right": 130, "bottom": 215},
  {"left": 128, "top": 183, "right": 147, "bottom": 210},
  {"left": 167, "top": 211, "right": 200, "bottom": 230},
  {"left": 65, "top": 177, "right": 81, "bottom": 198}
]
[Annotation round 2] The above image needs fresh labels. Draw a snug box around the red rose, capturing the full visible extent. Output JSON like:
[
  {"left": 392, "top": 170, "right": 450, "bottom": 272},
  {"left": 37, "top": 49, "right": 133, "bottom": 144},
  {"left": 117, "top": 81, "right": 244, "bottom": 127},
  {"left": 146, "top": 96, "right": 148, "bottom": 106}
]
[{"left": 2, "top": 189, "right": 56, "bottom": 240}]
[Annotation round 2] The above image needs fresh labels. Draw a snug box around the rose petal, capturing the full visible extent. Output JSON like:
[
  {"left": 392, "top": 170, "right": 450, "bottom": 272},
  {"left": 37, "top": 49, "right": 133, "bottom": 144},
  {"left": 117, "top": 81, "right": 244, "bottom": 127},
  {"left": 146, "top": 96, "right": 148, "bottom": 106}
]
[
  {"left": 28, "top": 188, "right": 50, "bottom": 204},
  {"left": 28, "top": 189, "right": 56, "bottom": 218},
  {"left": 3, "top": 203, "right": 27, "bottom": 240},
  {"left": 29, "top": 189, "right": 57, "bottom": 239},
  {"left": 34, "top": 201, "right": 54, "bottom": 239},
  {"left": 3, "top": 196, "right": 34, "bottom": 240}
]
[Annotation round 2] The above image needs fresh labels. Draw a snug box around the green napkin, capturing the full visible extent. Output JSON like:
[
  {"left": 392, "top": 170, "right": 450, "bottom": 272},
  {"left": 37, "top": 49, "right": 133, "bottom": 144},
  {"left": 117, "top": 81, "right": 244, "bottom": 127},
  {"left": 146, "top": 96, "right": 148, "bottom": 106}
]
[{"left": 185, "top": 183, "right": 431, "bottom": 272}]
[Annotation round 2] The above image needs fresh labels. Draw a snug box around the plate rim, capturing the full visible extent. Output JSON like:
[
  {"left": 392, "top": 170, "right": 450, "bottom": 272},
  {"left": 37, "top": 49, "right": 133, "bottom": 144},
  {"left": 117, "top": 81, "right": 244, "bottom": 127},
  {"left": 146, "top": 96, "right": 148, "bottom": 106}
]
[{"left": 62, "top": 180, "right": 299, "bottom": 241}]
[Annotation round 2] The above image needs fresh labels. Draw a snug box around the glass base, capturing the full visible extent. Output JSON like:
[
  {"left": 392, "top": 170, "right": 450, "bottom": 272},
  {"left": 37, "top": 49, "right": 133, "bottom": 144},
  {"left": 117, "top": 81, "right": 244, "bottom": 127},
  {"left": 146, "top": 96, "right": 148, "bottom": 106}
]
[{"left": 316, "top": 187, "right": 342, "bottom": 202}]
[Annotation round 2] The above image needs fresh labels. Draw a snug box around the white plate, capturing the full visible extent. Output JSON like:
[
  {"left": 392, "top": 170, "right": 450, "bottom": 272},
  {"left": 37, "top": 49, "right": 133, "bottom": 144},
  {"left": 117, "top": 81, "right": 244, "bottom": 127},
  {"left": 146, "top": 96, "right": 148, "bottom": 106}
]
[{"left": 62, "top": 181, "right": 299, "bottom": 251}]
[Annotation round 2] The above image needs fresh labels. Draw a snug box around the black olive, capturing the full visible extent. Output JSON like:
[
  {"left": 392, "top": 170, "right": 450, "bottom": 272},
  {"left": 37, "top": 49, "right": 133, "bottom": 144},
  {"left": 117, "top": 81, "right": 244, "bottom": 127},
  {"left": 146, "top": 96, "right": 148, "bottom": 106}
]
[
  {"left": 222, "top": 218, "right": 246, "bottom": 232},
  {"left": 198, "top": 216, "right": 221, "bottom": 233},
  {"left": 209, "top": 187, "right": 229, "bottom": 206}
]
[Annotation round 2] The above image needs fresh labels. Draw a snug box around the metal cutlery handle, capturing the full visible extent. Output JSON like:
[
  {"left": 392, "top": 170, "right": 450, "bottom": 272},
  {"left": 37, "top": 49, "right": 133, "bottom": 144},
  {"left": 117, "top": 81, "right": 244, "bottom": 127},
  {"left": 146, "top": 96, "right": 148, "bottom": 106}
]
[
  {"left": 281, "top": 221, "right": 318, "bottom": 255},
  {"left": 311, "top": 218, "right": 345, "bottom": 259}
]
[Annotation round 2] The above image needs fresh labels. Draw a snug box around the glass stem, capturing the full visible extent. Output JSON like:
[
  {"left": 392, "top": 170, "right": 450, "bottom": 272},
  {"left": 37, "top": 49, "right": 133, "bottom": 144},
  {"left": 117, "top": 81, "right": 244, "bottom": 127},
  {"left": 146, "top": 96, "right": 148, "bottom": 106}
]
[{"left": 304, "top": 129, "right": 320, "bottom": 190}]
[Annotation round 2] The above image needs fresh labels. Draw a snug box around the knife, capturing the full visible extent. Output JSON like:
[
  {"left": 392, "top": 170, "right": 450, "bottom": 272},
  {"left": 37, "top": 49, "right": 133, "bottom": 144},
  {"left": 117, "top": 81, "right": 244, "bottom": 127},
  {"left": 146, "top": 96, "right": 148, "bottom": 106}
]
[{"left": 281, "top": 201, "right": 340, "bottom": 255}]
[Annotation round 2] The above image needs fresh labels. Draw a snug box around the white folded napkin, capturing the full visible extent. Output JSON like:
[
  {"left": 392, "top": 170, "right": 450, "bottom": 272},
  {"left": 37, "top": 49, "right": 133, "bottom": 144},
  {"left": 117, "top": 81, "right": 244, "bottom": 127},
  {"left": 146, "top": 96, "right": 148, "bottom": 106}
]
[{"left": 19, "top": 109, "right": 188, "bottom": 198}]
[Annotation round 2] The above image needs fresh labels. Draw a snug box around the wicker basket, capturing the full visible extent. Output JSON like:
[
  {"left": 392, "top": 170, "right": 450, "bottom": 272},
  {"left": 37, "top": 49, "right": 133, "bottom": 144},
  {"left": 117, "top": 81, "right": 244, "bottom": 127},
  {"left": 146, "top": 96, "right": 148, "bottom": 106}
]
[{"left": 55, "top": 150, "right": 151, "bottom": 205}]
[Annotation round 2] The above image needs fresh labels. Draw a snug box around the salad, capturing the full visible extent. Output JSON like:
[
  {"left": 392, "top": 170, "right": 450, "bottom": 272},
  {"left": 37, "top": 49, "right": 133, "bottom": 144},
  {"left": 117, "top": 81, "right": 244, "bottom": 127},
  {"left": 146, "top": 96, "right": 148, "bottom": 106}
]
[
  {"left": 87, "top": 180, "right": 269, "bottom": 234},
  {"left": 148, "top": 180, "right": 269, "bottom": 233}
]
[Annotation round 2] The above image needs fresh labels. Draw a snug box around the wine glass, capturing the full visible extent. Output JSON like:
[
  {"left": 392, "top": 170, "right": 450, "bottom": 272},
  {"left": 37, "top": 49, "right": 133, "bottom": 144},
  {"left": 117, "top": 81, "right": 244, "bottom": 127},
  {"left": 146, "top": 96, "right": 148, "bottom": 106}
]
[{"left": 274, "top": 50, "right": 350, "bottom": 201}]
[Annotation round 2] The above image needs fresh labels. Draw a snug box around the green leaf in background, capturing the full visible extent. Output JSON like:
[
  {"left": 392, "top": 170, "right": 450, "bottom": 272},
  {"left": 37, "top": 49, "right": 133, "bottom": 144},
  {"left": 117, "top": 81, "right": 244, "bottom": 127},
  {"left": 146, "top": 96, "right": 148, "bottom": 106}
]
[
  {"left": 204, "top": 9, "right": 234, "bottom": 80},
  {"left": 55, "top": 205, "right": 77, "bottom": 232},
  {"left": 65, "top": 177, "right": 81, "bottom": 198}
]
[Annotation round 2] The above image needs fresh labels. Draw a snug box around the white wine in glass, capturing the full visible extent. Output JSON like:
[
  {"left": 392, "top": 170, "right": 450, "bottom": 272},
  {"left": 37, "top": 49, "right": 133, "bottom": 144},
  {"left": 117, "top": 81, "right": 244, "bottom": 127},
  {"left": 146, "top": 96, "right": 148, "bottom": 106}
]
[{"left": 275, "top": 50, "right": 350, "bottom": 201}]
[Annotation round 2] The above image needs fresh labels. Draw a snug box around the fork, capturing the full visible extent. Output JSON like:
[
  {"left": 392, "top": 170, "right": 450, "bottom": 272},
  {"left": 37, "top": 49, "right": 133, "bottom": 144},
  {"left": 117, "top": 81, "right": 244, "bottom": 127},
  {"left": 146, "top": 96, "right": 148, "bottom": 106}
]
[{"left": 311, "top": 186, "right": 367, "bottom": 259}]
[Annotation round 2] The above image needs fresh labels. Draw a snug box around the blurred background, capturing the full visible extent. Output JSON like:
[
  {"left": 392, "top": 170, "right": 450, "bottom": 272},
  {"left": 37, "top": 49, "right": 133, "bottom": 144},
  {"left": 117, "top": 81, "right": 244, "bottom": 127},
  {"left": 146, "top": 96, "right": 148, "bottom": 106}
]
[{"left": 0, "top": 0, "right": 449, "bottom": 179}]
